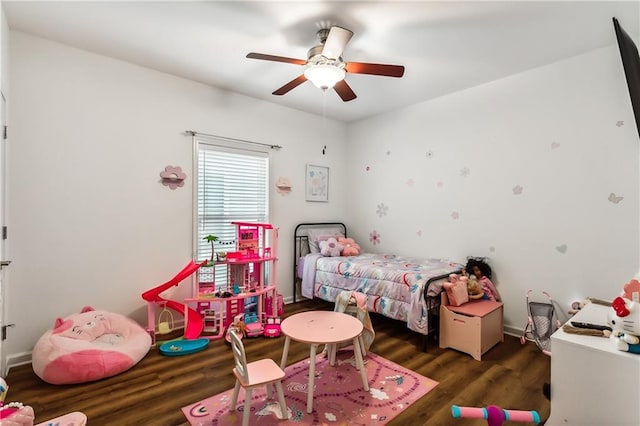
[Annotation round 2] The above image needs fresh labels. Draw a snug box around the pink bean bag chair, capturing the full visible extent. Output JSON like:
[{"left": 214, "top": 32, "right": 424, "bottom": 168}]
[{"left": 32, "top": 306, "right": 152, "bottom": 385}]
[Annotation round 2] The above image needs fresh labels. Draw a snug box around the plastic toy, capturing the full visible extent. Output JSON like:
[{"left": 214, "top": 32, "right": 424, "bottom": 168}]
[
  {"left": 245, "top": 321, "right": 264, "bottom": 338},
  {"left": 159, "top": 338, "right": 209, "bottom": 356},
  {"left": 142, "top": 260, "right": 208, "bottom": 340},
  {"left": 225, "top": 314, "right": 246, "bottom": 343},
  {"left": 157, "top": 302, "right": 174, "bottom": 335},
  {"left": 202, "top": 309, "right": 218, "bottom": 334},
  {"left": 607, "top": 296, "right": 640, "bottom": 353},
  {"left": 452, "top": 405, "right": 540, "bottom": 425},
  {"left": 520, "top": 290, "right": 561, "bottom": 356},
  {"left": 264, "top": 316, "right": 282, "bottom": 337}
]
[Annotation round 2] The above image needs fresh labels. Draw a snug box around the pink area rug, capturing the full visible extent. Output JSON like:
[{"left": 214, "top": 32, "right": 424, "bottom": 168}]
[{"left": 182, "top": 351, "right": 438, "bottom": 425}]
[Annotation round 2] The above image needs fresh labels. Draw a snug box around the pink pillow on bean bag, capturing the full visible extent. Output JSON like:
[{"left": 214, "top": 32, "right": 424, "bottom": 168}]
[{"left": 32, "top": 307, "right": 151, "bottom": 384}]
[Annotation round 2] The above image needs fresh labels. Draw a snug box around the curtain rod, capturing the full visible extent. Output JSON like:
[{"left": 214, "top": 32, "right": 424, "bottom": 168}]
[{"left": 185, "top": 130, "right": 282, "bottom": 150}]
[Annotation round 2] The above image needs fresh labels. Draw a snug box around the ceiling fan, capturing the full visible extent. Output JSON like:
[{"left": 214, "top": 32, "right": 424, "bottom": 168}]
[{"left": 246, "top": 26, "right": 405, "bottom": 102}]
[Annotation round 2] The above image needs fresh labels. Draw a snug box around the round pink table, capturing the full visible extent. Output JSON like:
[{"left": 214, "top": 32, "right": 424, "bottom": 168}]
[{"left": 280, "top": 310, "right": 369, "bottom": 413}]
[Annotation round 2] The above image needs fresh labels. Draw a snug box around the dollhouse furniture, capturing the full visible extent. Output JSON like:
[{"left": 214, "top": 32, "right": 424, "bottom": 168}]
[
  {"left": 439, "top": 292, "right": 504, "bottom": 360},
  {"left": 280, "top": 311, "right": 369, "bottom": 414},
  {"left": 546, "top": 301, "right": 640, "bottom": 425},
  {"left": 184, "top": 222, "right": 279, "bottom": 340},
  {"left": 229, "top": 329, "right": 288, "bottom": 426},
  {"left": 293, "top": 222, "right": 464, "bottom": 350},
  {"left": 263, "top": 316, "right": 281, "bottom": 337}
]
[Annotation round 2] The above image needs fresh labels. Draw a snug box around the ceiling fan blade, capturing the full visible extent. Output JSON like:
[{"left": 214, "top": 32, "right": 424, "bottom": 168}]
[
  {"left": 246, "top": 52, "right": 307, "bottom": 66},
  {"left": 272, "top": 75, "right": 308, "bottom": 96},
  {"left": 321, "top": 26, "right": 354, "bottom": 60},
  {"left": 345, "top": 62, "right": 405, "bottom": 78},
  {"left": 334, "top": 79, "right": 357, "bottom": 102}
]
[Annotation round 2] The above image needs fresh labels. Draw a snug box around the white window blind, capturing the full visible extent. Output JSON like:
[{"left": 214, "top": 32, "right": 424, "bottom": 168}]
[{"left": 195, "top": 138, "right": 269, "bottom": 273}]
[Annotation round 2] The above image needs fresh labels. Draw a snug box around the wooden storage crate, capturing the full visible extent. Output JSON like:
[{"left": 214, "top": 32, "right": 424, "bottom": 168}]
[{"left": 439, "top": 292, "right": 504, "bottom": 360}]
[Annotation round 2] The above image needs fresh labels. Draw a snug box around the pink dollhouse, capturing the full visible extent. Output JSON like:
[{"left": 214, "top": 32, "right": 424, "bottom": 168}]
[{"left": 178, "top": 222, "right": 278, "bottom": 341}]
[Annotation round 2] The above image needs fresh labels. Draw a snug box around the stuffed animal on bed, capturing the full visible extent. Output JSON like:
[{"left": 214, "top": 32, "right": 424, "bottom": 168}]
[
  {"left": 319, "top": 237, "right": 344, "bottom": 257},
  {"left": 338, "top": 237, "right": 360, "bottom": 256},
  {"left": 607, "top": 296, "right": 640, "bottom": 354}
]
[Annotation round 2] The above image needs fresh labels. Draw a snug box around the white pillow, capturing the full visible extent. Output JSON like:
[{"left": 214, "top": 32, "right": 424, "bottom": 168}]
[{"left": 307, "top": 227, "right": 345, "bottom": 253}]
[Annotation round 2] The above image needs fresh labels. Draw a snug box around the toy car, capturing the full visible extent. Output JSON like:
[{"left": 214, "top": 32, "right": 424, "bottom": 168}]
[
  {"left": 264, "top": 316, "right": 281, "bottom": 338},
  {"left": 245, "top": 321, "right": 264, "bottom": 338}
]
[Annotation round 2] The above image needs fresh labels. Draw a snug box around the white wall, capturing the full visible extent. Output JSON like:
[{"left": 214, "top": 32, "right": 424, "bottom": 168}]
[
  {"left": 6, "top": 31, "right": 348, "bottom": 362},
  {"left": 346, "top": 46, "right": 639, "bottom": 332}
]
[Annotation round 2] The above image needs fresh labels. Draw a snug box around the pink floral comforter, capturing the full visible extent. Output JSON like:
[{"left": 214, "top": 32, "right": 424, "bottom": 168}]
[{"left": 302, "top": 252, "right": 463, "bottom": 335}]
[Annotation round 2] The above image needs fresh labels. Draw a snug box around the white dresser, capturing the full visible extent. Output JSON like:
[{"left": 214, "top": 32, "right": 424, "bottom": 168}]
[{"left": 547, "top": 302, "right": 640, "bottom": 425}]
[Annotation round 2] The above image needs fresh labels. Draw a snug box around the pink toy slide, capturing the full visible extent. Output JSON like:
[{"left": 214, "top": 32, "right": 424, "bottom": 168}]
[{"left": 142, "top": 260, "right": 207, "bottom": 339}]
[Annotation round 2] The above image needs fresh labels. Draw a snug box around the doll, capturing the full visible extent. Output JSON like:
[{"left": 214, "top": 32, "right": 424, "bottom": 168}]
[{"left": 464, "top": 257, "right": 501, "bottom": 302}]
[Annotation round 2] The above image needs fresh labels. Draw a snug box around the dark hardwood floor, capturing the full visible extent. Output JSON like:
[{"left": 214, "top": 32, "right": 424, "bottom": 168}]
[{"left": 6, "top": 299, "right": 550, "bottom": 425}]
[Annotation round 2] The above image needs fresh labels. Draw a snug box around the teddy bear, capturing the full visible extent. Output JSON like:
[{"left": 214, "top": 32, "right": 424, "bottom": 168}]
[
  {"left": 466, "top": 275, "right": 485, "bottom": 300},
  {"left": 607, "top": 296, "right": 640, "bottom": 354}
]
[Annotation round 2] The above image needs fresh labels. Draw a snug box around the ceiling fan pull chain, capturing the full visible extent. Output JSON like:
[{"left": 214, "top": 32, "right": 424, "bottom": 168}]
[{"left": 322, "top": 89, "right": 327, "bottom": 132}]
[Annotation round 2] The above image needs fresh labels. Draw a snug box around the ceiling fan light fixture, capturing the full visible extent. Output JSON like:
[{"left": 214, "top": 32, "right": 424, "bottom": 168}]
[{"left": 304, "top": 64, "right": 346, "bottom": 90}]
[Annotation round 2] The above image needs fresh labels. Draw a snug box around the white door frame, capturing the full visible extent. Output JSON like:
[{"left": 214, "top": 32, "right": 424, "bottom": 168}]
[{"left": 0, "top": 91, "right": 9, "bottom": 377}]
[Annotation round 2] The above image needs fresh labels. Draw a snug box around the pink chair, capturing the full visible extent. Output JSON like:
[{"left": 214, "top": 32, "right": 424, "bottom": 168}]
[{"left": 229, "top": 329, "right": 288, "bottom": 426}]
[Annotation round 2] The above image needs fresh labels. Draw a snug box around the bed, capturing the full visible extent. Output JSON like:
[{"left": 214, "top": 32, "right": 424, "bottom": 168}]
[{"left": 293, "top": 222, "right": 464, "bottom": 349}]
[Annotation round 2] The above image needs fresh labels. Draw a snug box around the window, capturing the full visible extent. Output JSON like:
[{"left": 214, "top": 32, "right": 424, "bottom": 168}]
[{"left": 194, "top": 135, "right": 269, "bottom": 286}]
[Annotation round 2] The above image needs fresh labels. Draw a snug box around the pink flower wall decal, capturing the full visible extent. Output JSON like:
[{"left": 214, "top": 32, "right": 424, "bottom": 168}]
[
  {"left": 512, "top": 185, "right": 523, "bottom": 195},
  {"left": 376, "top": 203, "right": 389, "bottom": 217},
  {"left": 451, "top": 211, "right": 460, "bottom": 220},
  {"left": 370, "top": 230, "right": 381, "bottom": 245}
]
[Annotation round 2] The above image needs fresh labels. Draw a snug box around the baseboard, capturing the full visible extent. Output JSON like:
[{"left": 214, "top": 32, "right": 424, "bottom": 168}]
[
  {"left": 7, "top": 351, "right": 32, "bottom": 373},
  {"left": 284, "top": 294, "right": 311, "bottom": 305},
  {"left": 504, "top": 324, "right": 523, "bottom": 338}
]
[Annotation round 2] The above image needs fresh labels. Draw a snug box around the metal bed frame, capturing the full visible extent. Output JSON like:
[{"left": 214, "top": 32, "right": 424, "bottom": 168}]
[{"left": 292, "top": 222, "right": 460, "bottom": 350}]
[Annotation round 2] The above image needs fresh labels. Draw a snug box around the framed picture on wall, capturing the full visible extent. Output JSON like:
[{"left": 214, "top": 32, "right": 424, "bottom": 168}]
[{"left": 305, "top": 164, "right": 329, "bottom": 202}]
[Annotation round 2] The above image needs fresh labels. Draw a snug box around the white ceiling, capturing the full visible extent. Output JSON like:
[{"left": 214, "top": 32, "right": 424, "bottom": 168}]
[{"left": 3, "top": 1, "right": 639, "bottom": 122}]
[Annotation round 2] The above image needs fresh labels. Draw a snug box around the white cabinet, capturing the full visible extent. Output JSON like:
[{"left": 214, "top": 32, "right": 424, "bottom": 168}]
[{"left": 547, "top": 302, "right": 640, "bottom": 425}]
